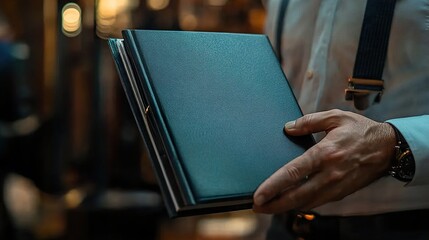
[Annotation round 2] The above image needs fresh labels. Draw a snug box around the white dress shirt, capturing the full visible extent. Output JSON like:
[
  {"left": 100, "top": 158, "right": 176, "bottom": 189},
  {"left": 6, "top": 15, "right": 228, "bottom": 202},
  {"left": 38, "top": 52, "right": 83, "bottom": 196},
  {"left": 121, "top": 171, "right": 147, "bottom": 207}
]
[{"left": 265, "top": 0, "right": 429, "bottom": 216}]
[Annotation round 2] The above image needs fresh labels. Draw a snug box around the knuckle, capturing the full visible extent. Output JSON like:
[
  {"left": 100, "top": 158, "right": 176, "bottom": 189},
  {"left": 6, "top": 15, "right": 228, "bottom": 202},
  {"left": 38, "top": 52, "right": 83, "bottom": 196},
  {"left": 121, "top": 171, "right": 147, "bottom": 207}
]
[
  {"left": 261, "top": 187, "right": 276, "bottom": 200},
  {"left": 311, "top": 144, "right": 324, "bottom": 155},
  {"left": 326, "top": 110, "right": 343, "bottom": 124},
  {"left": 325, "top": 109, "right": 356, "bottom": 127},
  {"left": 318, "top": 141, "right": 348, "bottom": 161},
  {"left": 328, "top": 109, "right": 349, "bottom": 117},
  {"left": 331, "top": 109, "right": 345, "bottom": 115},
  {"left": 297, "top": 114, "right": 313, "bottom": 132},
  {"left": 325, "top": 148, "right": 345, "bottom": 162},
  {"left": 327, "top": 170, "right": 345, "bottom": 183},
  {"left": 313, "top": 144, "right": 344, "bottom": 168},
  {"left": 283, "top": 165, "right": 303, "bottom": 182}
]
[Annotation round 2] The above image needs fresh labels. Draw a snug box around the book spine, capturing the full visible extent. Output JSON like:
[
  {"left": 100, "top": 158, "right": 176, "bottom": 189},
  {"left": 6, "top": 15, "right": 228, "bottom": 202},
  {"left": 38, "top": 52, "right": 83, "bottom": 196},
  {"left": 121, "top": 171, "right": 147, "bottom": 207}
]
[
  {"left": 107, "top": 39, "right": 177, "bottom": 217},
  {"left": 122, "top": 30, "right": 196, "bottom": 207}
]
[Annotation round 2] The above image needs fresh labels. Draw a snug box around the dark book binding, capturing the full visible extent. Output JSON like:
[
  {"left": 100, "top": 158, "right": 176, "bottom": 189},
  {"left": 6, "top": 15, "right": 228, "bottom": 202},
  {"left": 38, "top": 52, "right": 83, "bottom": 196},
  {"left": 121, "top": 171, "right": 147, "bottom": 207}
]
[{"left": 108, "top": 30, "right": 314, "bottom": 217}]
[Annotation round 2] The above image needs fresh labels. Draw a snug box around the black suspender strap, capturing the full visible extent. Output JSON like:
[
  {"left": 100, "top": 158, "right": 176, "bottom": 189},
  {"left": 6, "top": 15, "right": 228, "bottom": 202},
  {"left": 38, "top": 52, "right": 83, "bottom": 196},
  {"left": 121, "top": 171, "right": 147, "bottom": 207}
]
[
  {"left": 275, "top": 0, "right": 396, "bottom": 110},
  {"left": 345, "top": 0, "right": 397, "bottom": 110},
  {"left": 354, "top": 0, "right": 396, "bottom": 80},
  {"left": 275, "top": 0, "right": 289, "bottom": 62}
]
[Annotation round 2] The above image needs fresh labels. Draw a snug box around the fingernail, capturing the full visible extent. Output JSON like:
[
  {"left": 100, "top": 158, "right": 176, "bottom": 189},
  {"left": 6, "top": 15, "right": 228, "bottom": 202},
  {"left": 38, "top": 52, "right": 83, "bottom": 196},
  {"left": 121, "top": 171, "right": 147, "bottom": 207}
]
[
  {"left": 254, "top": 194, "right": 267, "bottom": 206},
  {"left": 284, "top": 121, "right": 296, "bottom": 130}
]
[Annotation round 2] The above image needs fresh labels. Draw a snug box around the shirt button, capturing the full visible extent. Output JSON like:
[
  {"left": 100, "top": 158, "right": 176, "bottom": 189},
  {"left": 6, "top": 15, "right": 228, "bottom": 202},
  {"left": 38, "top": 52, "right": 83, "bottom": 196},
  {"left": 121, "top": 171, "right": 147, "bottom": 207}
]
[{"left": 306, "top": 70, "right": 314, "bottom": 79}]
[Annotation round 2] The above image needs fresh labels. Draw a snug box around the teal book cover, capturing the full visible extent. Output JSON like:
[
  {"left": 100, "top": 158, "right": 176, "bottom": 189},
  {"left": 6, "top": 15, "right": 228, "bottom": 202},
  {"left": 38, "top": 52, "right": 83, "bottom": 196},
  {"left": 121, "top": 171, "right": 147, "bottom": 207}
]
[{"left": 108, "top": 30, "right": 314, "bottom": 217}]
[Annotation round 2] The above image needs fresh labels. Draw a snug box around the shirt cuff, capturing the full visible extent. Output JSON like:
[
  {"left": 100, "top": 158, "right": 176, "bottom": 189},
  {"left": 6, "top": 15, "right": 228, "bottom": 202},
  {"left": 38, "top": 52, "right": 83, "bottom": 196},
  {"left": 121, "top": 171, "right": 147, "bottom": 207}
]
[{"left": 386, "top": 115, "right": 429, "bottom": 186}]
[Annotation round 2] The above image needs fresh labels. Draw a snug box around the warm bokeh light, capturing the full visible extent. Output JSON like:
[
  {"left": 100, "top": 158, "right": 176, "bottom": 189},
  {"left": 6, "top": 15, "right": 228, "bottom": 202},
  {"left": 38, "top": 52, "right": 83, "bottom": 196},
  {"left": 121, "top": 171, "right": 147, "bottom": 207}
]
[
  {"left": 248, "top": 8, "right": 266, "bottom": 32},
  {"left": 196, "top": 214, "right": 258, "bottom": 238},
  {"left": 62, "top": 3, "right": 82, "bottom": 37},
  {"left": 304, "top": 214, "right": 316, "bottom": 221},
  {"left": 96, "top": 0, "right": 140, "bottom": 38},
  {"left": 179, "top": 13, "right": 198, "bottom": 30},
  {"left": 147, "top": 0, "right": 170, "bottom": 11},
  {"left": 64, "top": 189, "right": 84, "bottom": 209},
  {"left": 97, "top": 0, "right": 119, "bottom": 20}
]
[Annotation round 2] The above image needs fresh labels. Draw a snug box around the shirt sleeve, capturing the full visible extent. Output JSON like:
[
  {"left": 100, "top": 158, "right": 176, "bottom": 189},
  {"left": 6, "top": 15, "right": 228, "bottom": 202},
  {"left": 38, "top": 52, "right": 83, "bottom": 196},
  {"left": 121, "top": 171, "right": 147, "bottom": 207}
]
[{"left": 386, "top": 115, "right": 429, "bottom": 186}]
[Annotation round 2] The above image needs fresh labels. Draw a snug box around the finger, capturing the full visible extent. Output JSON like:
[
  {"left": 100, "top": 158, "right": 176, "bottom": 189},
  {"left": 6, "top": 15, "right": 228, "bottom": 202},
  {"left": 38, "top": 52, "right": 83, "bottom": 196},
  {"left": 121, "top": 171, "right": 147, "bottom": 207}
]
[
  {"left": 284, "top": 109, "right": 345, "bottom": 136},
  {"left": 253, "top": 185, "right": 301, "bottom": 214},
  {"left": 253, "top": 145, "right": 320, "bottom": 206},
  {"left": 253, "top": 172, "right": 324, "bottom": 214},
  {"left": 297, "top": 173, "right": 344, "bottom": 211},
  {"left": 298, "top": 175, "right": 352, "bottom": 211},
  {"left": 299, "top": 164, "right": 383, "bottom": 211}
]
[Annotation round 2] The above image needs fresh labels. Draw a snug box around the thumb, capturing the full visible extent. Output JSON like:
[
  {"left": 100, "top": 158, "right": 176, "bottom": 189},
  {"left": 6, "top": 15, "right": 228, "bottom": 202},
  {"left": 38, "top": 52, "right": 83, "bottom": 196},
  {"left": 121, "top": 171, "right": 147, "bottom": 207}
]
[{"left": 284, "top": 110, "right": 342, "bottom": 136}]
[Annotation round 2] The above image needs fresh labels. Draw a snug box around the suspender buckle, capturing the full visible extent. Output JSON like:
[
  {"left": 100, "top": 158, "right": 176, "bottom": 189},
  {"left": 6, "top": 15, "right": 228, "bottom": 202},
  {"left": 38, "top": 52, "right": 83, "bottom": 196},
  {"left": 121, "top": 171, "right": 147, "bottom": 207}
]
[
  {"left": 345, "top": 78, "right": 384, "bottom": 102},
  {"left": 345, "top": 78, "right": 384, "bottom": 110}
]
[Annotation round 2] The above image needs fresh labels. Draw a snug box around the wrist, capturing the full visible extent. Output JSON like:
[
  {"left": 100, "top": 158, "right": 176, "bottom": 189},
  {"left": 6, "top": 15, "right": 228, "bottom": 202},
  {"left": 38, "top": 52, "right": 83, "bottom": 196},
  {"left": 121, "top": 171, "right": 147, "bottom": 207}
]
[{"left": 380, "top": 122, "right": 397, "bottom": 171}]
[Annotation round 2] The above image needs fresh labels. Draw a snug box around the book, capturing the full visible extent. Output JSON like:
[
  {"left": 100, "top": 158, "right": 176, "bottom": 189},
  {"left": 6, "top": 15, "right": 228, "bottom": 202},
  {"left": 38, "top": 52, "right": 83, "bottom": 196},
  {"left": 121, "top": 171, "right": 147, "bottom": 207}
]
[{"left": 108, "top": 30, "right": 314, "bottom": 217}]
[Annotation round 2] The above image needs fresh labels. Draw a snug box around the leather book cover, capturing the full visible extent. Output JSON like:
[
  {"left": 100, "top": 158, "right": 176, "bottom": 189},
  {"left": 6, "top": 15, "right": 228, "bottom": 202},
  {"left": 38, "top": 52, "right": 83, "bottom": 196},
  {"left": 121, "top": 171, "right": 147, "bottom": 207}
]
[{"left": 108, "top": 30, "right": 314, "bottom": 217}]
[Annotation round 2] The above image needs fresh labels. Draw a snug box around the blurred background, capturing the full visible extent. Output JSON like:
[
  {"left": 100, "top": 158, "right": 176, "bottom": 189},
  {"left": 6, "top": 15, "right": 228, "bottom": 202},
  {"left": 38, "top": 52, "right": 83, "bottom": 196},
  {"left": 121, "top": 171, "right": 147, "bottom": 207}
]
[{"left": 0, "top": 0, "right": 270, "bottom": 239}]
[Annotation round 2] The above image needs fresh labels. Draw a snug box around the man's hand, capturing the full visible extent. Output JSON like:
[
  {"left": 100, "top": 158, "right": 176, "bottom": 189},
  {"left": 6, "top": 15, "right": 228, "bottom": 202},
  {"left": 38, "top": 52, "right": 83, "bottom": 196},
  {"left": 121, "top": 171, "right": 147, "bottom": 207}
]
[{"left": 253, "top": 109, "right": 396, "bottom": 214}]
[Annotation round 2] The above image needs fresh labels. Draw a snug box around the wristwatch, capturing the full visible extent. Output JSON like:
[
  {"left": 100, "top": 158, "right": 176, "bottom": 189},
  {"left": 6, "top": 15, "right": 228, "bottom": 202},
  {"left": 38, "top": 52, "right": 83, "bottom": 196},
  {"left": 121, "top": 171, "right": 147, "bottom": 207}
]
[{"left": 387, "top": 124, "right": 415, "bottom": 182}]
